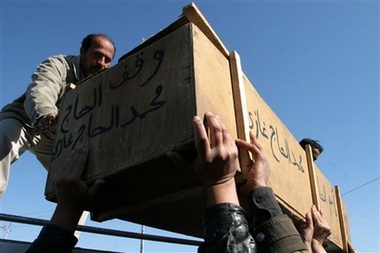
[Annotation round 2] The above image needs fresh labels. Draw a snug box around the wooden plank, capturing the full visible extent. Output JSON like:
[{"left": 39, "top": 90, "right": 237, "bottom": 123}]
[
  {"left": 94, "top": 186, "right": 204, "bottom": 220},
  {"left": 191, "top": 23, "right": 236, "bottom": 139},
  {"left": 306, "top": 144, "right": 321, "bottom": 210},
  {"left": 306, "top": 146, "right": 343, "bottom": 250},
  {"left": 182, "top": 3, "right": 229, "bottom": 58},
  {"left": 229, "top": 51, "right": 251, "bottom": 177},
  {"left": 119, "top": 3, "right": 229, "bottom": 62},
  {"left": 94, "top": 186, "right": 206, "bottom": 237},
  {"left": 335, "top": 186, "right": 349, "bottom": 252},
  {"left": 313, "top": 166, "right": 343, "bottom": 249}
]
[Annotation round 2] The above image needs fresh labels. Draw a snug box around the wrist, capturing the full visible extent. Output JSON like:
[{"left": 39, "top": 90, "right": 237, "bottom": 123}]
[
  {"left": 303, "top": 237, "right": 312, "bottom": 252},
  {"left": 50, "top": 203, "right": 84, "bottom": 234},
  {"left": 311, "top": 238, "right": 327, "bottom": 253},
  {"left": 247, "top": 179, "right": 267, "bottom": 190},
  {"left": 204, "top": 178, "right": 239, "bottom": 207}
]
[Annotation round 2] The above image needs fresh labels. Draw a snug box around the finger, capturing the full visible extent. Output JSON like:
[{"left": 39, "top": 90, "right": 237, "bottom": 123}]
[
  {"left": 319, "top": 208, "right": 326, "bottom": 218},
  {"left": 305, "top": 211, "right": 314, "bottom": 230},
  {"left": 47, "top": 113, "right": 57, "bottom": 121},
  {"left": 311, "top": 205, "right": 319, "bottom": 218},
  {"left": 205, "top": 112, "right": 222, "bottom": 148},
  {"left": 215, "top": 115, "right": 234, "bottom": 148},
  {"left": 312, "top": 205, "right": 325, "bottom": 224},
  {"left": 193, "top": 115, "right": 209, "bottom": 159},
  {"left": 249, "top": 131, "right": 263, "bottom": 152},
  {"left": 235, "top": 137, "right": 260, "bottom": 156},
  {"left": 88, "top": 179, "right": 106, "bottom": 197}
]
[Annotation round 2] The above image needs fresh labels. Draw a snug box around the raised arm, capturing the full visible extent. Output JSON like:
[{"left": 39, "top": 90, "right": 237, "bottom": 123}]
[
  {"left": 26, "top": 146, "right": 105, "bottom": 253},
  {"left": 168, "top": 112, "right": 255, "bottom": 253}
]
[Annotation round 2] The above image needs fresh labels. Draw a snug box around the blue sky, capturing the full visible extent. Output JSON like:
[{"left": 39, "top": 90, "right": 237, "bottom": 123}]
[{"left": 1, "top": 1, "right": 379, "bottom": 252}]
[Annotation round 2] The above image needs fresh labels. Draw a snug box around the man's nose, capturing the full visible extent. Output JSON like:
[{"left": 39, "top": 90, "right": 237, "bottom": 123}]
[{"left": 97, "top": 57, "right": 106, "bottom": 67}]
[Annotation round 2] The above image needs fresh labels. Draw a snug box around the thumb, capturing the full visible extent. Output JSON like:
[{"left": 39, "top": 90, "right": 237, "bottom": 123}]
[
  {"left": 305, "top": 211, "right": 314, "bottom": 230},
  {"left": 88, "top": 179, "right": 106, "bottom": 197}
]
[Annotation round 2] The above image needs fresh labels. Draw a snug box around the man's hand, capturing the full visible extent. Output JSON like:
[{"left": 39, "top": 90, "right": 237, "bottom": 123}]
[
  {"left": 311, "top": 206, "right": 332, "bottom": 243},
  {"left": 303, "top": 205, "right": 332, "bottom": 253},
  {"left": 235, "top": 130, "right": 270, "bottom": 195},
  {"left": 168, "top": 112, "right": 240, "bottom": 206},
  {"left": 33, "top": 113, "right": 58, "bottom": 135},
  {"left": 50, "top": 146, "right": 105, "bottom": 233},
  {"left": 168, "top": 112, "right": 239, "bottom": 187},
  {"left": 53, "top": 146, "right": 105, "bottom": 210}
]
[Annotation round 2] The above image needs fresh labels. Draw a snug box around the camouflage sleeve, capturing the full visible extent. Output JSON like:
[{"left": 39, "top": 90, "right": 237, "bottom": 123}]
[{"left": 199, "top": 203, "right": 256, "bottom": 253}]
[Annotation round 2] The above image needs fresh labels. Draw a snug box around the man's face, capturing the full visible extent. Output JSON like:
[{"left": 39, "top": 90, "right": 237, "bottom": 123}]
[
  {"left": 312, "top": 147, "right": 321, "bottom": 161},
  {"left": 80, "top": 36, "right": 115, "bottom": 77}
]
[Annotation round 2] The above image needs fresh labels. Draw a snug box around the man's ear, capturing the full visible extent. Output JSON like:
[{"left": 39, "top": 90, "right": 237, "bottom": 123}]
[{"left": 80, "top": 46, "right": 84, "bottom": 55}]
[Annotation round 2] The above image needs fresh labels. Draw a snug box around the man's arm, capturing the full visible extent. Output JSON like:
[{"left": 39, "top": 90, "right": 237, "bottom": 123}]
[
  {"left": 24, "top": 55, "right": 71, "bottom": 127},
  {"left": 168, "top": 112, "right": 255, "bottom": 253},
  {"left": 26, "top": 146, "right": 105, "bottom": 253},
  {"left": 168, "top": 113, "right": 240, "bottom": 207},
  {"left": 169, "top": 113, "right": 308, "bottom": 253}
]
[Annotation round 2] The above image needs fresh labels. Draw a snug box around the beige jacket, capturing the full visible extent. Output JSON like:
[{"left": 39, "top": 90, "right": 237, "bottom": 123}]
[{"left": 0, "top": 55, "right": 81, "bottom": 126}]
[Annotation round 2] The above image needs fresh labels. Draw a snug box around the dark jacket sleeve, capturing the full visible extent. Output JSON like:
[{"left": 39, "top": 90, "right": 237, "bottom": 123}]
[
  {"left": 198, "top": 203, "right": 256, "bottom": 253},
  {"left": 249, "top": 187, "right": 308, "bottom": 253},
  {"left": 25, "top": 224, "right": 78, "bottom": 253},
  {"left": 198, "top": 187, "right": 308, "bottom": 253}
]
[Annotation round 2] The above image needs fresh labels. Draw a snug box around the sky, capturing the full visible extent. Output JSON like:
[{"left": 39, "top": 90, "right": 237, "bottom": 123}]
[{"left": 0, "top": 0, "right": 379, "bottom": 252}]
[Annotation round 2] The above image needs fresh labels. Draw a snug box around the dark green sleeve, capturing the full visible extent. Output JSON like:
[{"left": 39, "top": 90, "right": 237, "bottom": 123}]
[{"left": 249, "top": 187, "right": 308, "bottom": 253}]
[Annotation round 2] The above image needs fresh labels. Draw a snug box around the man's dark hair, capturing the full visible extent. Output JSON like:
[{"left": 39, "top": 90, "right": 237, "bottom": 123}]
[
  {"left": 299, "top": 138, "right": 324, "bottom": 153},
  {"left": 81, "top": 33, "right": 116, "bottom": 55}
]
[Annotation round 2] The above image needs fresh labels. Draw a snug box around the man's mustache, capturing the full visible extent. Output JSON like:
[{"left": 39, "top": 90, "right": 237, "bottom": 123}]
[{"left": 88, "top": 65, "right": 103, "bottom": 73}]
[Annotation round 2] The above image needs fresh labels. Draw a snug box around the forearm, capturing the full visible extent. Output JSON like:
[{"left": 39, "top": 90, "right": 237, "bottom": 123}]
[
  {"left": 304, "top": 238, "right": 313, "bottom": 252},
  {"left": 204, "top": 178, "right": 239, "bottom": 207},
  {"left": 50, "top": 204, "right": 83, "bottom": 234},
  {"left": 311, "top": 239, "right": 327, "bottom": 253},
  {"left": 24, "top": 56, "right": 66, "bottom": 124},
  {"left": 199, "top": 203, "right": 256, "bottom": 253}
]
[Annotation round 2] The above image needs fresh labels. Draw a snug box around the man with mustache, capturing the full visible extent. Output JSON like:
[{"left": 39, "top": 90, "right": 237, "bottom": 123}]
[{"left": 0, "top": 33, "right": 116, "bottom": 198}]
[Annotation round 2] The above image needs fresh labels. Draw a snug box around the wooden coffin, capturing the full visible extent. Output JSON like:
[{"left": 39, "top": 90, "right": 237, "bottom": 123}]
[
  {"left": 45, "top": 4, "right": 350, "bottom": 249},
  {"left": 46, "top": 5, "right": 236, "bottom": 237}
]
